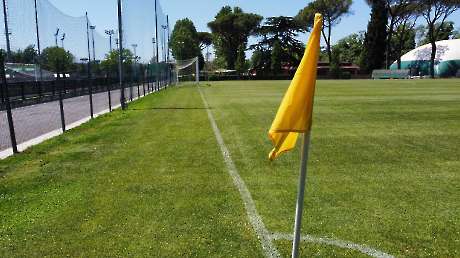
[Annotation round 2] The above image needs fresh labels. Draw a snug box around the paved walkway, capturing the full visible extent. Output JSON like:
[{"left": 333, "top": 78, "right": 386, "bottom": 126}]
[{"left": 1, "top": 84, "right": 151, "bottom": 152}]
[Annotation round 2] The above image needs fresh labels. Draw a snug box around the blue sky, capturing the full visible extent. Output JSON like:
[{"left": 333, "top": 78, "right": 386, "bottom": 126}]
[
  {"left": 48, "top": 0, "right": 371, "bottom": 45},
  {"left": 47, "top": 0, "right": 460, "bottom": 55}
]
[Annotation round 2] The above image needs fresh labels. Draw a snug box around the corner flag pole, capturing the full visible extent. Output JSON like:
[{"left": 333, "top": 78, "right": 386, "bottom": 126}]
[
  {"left": 266, "top": 13, "right": 322, "bottom": 258},
  {"left": 291, "top": 131, "right": 312, "bottom": 258}
]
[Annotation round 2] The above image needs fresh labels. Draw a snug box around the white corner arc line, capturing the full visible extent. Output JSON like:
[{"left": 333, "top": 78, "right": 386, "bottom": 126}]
[
  {"left": 271, "top": 232, "right": 394, "bottom": 258},
  {"left": 198, "top": 85, "right": 395, "bottom": 258},
  {"left": 198, "top": 86, "right": 281, "bottom": 258}
]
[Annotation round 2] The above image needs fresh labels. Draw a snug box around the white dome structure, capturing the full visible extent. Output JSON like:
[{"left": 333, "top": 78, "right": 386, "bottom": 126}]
[{"left": 390, "top": 39, "right": 460, "bottom": 77}]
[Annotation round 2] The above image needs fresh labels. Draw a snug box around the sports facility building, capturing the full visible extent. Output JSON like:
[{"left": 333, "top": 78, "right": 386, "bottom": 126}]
[{"left": 390, "top": 39, "right": 460, "bottom": 77}]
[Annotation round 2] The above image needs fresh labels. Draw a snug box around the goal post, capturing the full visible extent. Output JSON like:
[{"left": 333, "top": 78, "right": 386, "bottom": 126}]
[{"left": 173, "top": 57, "right": 200, "bottom": 84}]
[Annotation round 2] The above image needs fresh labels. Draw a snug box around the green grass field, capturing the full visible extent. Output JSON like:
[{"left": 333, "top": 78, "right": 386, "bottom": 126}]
[{"left": 1, "top": 79, "right": 459, "bottom": 257}]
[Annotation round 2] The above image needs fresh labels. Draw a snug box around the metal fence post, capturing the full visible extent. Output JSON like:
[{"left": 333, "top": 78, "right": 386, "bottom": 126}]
[
  {"left": 147, "top": 65, "right": 151, "bottom": 93},
  {"left": 130, "top": 74, "right": 133, "bottom": 101},
  {"left": 107, "top": 76, "right": 112, "bottom": 112},
  {"left": 89, "top": 77, "right": 94, "bottom": 118},
  {"left": 56, "top": 71, "right": 66, "bottom": 132},
  {"left": 137, "top": 75, "right": 140, "bottom": 99},
  {"left": 117, "top": 0, "right": 126, "bottom": 110},
  {"left": 0, "top": 56, "right": 18, "bottom": 153},
  {"left": 20, "top": 82, "right": 26, "bottom": 101},
  {"left": 142, "top": 67, "right": 146, "bottom": 96},
  {"left": 37, "top": 80, "right": 42, "bottom": 99}
]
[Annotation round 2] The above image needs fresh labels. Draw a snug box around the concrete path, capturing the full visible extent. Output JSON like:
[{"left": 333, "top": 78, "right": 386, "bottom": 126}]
[{"left": 0, "top": 84, "right": 151, "bottom": 153}]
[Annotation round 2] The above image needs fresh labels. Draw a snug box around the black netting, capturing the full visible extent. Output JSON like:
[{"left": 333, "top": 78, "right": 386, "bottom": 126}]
[{"left": 0, "top": 0, "right": 175, "bottom": 156}]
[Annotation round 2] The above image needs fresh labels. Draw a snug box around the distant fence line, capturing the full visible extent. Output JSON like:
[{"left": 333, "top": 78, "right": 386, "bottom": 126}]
[{"left": 0, "top": 57, "right": 176, "bottom": 157}]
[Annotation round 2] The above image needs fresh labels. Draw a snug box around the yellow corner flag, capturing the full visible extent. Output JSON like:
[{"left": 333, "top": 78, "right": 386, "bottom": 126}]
[{"left": 268, "top": 13, "right": 323, "bottom": 161}]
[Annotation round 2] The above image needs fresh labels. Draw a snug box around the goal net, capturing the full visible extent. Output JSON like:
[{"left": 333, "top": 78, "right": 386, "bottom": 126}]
[{"left": 173, "top": 57, "right": 200, "bottom": 84}]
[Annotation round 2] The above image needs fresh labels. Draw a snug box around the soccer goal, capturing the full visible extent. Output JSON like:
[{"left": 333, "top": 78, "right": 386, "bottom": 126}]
[{"left": 174, "top": 57, "right": 200, "bottom": 84}]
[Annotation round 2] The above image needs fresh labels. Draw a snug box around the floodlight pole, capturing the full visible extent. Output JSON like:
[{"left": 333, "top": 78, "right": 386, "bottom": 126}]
[
  {"left": 86, "top": 12, "right": 94, "bottom": 118},
  {"left": 167, "top": 15, "right": 171, "bottom": 85},
  {"left": 161, "top": 25, "right": 167, "bottom": 63},
  {"left": 166, "top": 16, "right": 170, "bottom": 63},
  {"left": 90, "top": 25, "right": 96, "bottom": 62},
  {"left": 154, "top": 0, "right": 159, "bottom": 91},
  {"left": 132, "top": 44, "right": 138, "bottom": 82},
  {"left": 117, "top": 0, "right": 126, "bottom": 109},
  {"left": 161, "top": 24, "right": 167, "bottom": 88},
  {"left": 152, "top": 37, "right": 156, "bottom": 62},
  {"left": 54, "top": 28, "right": 60, "bottom": 47},
  {"left": 34, "top": 0, "right": 43, "bottom": 81},
  {"left": 2, "top": 0, "right": 11, "bottom": 60},
  {"left": 132, "top": 44, "right": 137, "bottom": 60},
  {"left": 105, "top": 29, "right": 115, "bottom": 52},
  {"left": 61, "top": 33, "right": 66, "bottom": 49},
  {"left": 33, "top": 0, "right": 41, "bottom": 56}
]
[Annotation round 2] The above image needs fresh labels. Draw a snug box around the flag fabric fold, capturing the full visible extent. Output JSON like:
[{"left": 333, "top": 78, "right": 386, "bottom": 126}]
[{"left": 268, "top": 13, "right": 323, "bottom": 161}]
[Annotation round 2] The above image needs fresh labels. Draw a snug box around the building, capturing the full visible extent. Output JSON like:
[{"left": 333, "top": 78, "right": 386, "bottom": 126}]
[
  {"left": 390, "top": 39, "right": 460, "bottom": 77},
  {"left": 317, "top": 62, "right": 360, "bottom": 76}
]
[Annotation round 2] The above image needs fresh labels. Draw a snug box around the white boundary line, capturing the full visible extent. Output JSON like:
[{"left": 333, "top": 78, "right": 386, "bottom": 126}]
[
  {"left": 271, "top": 233, "right": 394, "bottom": 258},
  {"left": 198, "top": 85, "right": 395, "bottom": 258},
  {"left": 0, "top": 87, "right": 158, "bottom": 160},
  {"left": 198, "top": 86, "right": 281, "bottom": 258}
]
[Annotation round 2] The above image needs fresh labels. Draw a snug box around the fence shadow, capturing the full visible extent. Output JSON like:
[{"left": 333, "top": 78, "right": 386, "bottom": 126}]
[{"left": 129, "top": 107, "right": 211, "bottom": 111}]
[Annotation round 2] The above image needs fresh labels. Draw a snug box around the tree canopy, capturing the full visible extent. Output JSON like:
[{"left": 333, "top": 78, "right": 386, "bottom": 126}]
[
  {"left": 100, "top": 49, "right": 135, "bottom": 76},
  {"left": 40, "top": 47, "right": 75, "bottom": 72},
  {"left": 384, "top": 0, "right": 419, "bottom": 68},
  {"left": 208, "top": 6, "right": 262, "bottom": 70},
  {"left": 9, "top": 45, "right": 37, "bottom": 64},
  {"left": 296, "top": 0, "right": 352, "bottom": 63},
  {"left": 197, "top": 32, "right": 213, "bottom": 50},
  {"left": 361, "top": 0, "right": 388, "bottom": 73},
  {"left": 418, "top": 21, "right": 457, "bottom": 45},
  {"left": 250, "top": 16, "right": 305, "bottom": 75},
  {"left": 332, "top": 32, "right": 365, "bottom": 65},
  {"left": 170, "top": 18, "right": 202, "bottom": 61},
  {"left": 418, "top": 0, "right": 460, "bottom": 77}
]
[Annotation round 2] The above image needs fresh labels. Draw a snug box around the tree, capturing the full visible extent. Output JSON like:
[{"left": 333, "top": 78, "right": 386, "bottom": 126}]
[
  {"left": 296, "top": 0, "right": 352, "bottom": 63},
  {"left": 392, "top": 24, "right": 417, "bottom": 68},
  {"left": 250, "top": 50, "right": 270, "bottom": 75},
  {"left": 383, "top": 0, "right": 419, "bottom": 68},
  {"left": 333, "top": 32, "right": 365, "bottom": 64},
  {"left": 170, "top": 18, "right": 201, "bottom": 60},
  {"left": 453, "top": 28, "right": 460, "bottom": 38},
  {"left": 418, "top": 21, "right": 456, "bottom": 45},
  {"left": 100, "top": 49, "right": 135, "bottom": 77},
  {"left": 330, "top": 47, "right": 342, "bottom": 78},
  {"left": 40, "top": 47, "right": 74, "bottom": 72},
  {"left": 208, "top": 6, "right": 262, "bottom": 69},
  {"left": 257, "top": 17, "right": 305, "bottom": 64},
  {"left": 361, "top": 0, "right": 388, "bottom": 73},
  {"left": 235, "top": 44, "right": 246, "bottom": 73},
  {"left": 250, "top": 16, "right": 305, "bottom": 75},
  {"left": 419, "top": 0, "right": 460, "bottom": 78},
  {"left": 9, "top": 45, "right": 38, "bottom": 64},
  {"left": 271, "top": 39, "right": 282, "bottom": 75},
  {"left": 197, "top": 32, "right": 213, "bottom": 50}
]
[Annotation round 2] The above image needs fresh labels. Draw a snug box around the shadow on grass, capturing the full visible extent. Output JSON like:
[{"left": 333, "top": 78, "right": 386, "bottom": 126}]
[{"left": 129, "top": 107, "right": 211, "bottom": 111}]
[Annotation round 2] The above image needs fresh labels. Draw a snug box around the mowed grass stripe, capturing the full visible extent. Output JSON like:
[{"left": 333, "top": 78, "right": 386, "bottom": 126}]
[
  {"left": 0, "top": 86, "right": 264, "bottom": 257},
  {"left": 201, "top": 80, "right": 460, "bottom": 257}
]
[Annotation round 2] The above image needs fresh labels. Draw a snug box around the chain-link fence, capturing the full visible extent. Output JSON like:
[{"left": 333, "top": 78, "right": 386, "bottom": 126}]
[
  {"left": 0, "top": 58, "right": 170, "bottom": 157},
  {"left": 0, "top": 0, "right": 176, "bottom": 158}
]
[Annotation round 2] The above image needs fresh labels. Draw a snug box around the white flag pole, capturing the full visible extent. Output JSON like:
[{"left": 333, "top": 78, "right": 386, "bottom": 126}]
[{"left": 291, "top": 131, "right": 312, "bottom": 258}]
